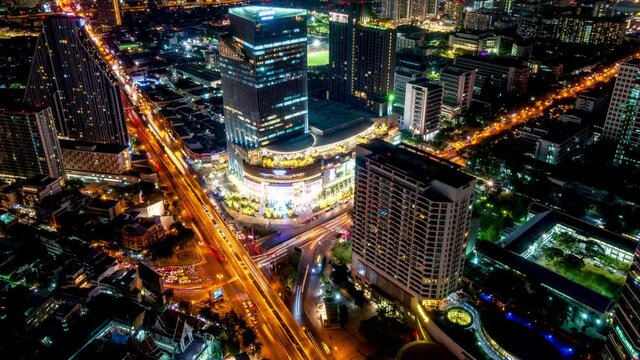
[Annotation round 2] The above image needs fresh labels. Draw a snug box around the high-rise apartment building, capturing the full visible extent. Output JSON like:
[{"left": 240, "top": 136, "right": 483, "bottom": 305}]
[
  {"left": 463, "top": 10, "right": 493, "bottom": 31},
  {"left": 329, "top": 4, "right": 396, "bottom": 116},
  {"left": 440, "top": 66, "right": 476, "bottom": 120},
  {"left": 602, "top": 60, "right": 640, "bottom": 144},
  {"left": 0, "top": 105, "right": 64, "bottom": 180},
  {"left": 443, "top": 0, "right": 465, "bottom": 25},
  {"left": 219, "top": 6, "right": 308, "bottom": 176},
  {"left": 25, "top": 15, "right": 128, "bottom": 147},
  {"left": 603, "top": 242, "right": 640, "bottom": 359},
  {"left": 352, "top": 140, "right": 476, "bottom": 307},
  {"left": 381, "top": 0, "right": 438, "bottom": 21},
  {"left": 381, "top": 0, "right": 409, "bottom": 22},
  {"left": 612, "top": 75, "right": 640, "bottom": 168},
  {"left": 556, "top": 15, "right": 625, "bottom": 47},
  {"left": 402, "top": 79, "right": 443, "bottom": 140},
  {"left": 410, "top": 0, "right": 438, "bottom": 18}
]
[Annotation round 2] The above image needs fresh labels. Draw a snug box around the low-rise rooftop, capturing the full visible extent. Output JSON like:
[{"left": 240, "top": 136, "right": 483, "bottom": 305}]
[{"left": 59, "top": 140, "right": 128, "bottom": 154}]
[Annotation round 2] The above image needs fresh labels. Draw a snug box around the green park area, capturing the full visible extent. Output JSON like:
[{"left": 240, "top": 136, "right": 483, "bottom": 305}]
[
  {"left": 475, "top": 190, "right": 528, "bottom": 243},
  {"left": 533, "top": 231, "right": 630, "bottom": 299},
  {"left": 308, "top": 50, "right": 329, "bottom": 67}
]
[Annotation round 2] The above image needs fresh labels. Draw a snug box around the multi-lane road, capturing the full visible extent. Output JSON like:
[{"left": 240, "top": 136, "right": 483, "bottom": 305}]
[
  {"left": 253, "top": 213, "right": 352, "bottom": 267},
  {"left": 83, "top": 23, "right": 327, "bottom": 360},
  {"left": 437, "top": 57, "right": 635, "bottom": 163},
  {"left": 78, "top": 9, "right": 640, "bottom": 359}
]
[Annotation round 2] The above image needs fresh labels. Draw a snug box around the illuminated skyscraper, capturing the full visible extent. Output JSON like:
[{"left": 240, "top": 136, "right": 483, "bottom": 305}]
[
  {"left": 351, "top": 140, "right": 476, "bottom": 307},
  {"left": 0, "top": 105, "right": 64, "bottom": 180},
  {"left": 25, "top": 15, "right": 128, "bottom": 147},
  {"left": 603, "top": 60, "right": 640, "bottom": 145},
  {"left": 329, "top": 3, "right": 396, "bottom": 116},
  {"left": 219, "top": 6, "right": 308, "bottom": 176},
  {"left": 603, "top": 242, "right": 640, "bottom": 359},
  {"left": 611, "top": 69, "right": 640, "bottom": 168}
]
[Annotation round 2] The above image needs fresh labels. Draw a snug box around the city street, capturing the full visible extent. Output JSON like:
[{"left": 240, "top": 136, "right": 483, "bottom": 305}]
[
  {"left": 294, "top": 234, "right": 377, "bottom": 360},
  {"left": 100, "top": 30, "right": 328, "bottom": 355}
]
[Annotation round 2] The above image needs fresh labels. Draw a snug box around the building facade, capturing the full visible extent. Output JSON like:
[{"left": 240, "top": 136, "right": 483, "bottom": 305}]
[
  {"left": 329, "top": 4, "right": 397, "bottom": 116},
  {"left": 394, "top": 67, "right": 424, "bottom": 109},
  {"left": 0, "top": 106, "right": 64, "bottom": 181},
  {"left": 122, "top": 217, "right": 165, "bottom": 252},
  {"left": 463, "top": 10, "right": 493, "bottom": 31},
  {"left": 381, "top": 0, "right": 410, "bottom": 22},
  {"left": 453, "top": 55, "right": 530, "bottom": 95},
  {"left": 19, "top": 176, "right": 63, "bottom": 208},
  {"left": 219, "top": 6, "right": 309, "bottom": 176},
  {"left": 613, "top": 77, "right": 640, "bottom": 168},
  {"left": 448, "top": 32, "right": 502, "bottom": 55},
  {"left": 403, "top": 79, "right": 443, "bottom": 140},
  {"left": 603, "top": 241, "right": 640, "bottom": 360},
  {"left": 518, "top": 122, "right": 593, "bottom": 164},
  {"left": 517, "top": 16, "right": 559, "bottom": 40},
  {"left": 575, "top": 90, "right": 609, "bottom": 113},
  {"left": 603, "top": 60, "right": 640, "bottom": 144},
  {"left": 443, "top": 0, "right": 465, "bottom": 25},
  {"left": 440, "top": 66, "right": 476, "bottom": 120},
  {"left": 511, "top": 42, "right": 533, "bottom": 59},
  {"left": 59, "top": 140, "right": 131, "bottom": 175},
  {"left": 352, "top": 140, "right": 476, "bottom": 307},
  {"left": 25, "top": 15, "right": 128, "bottom": 147},
  {"left": 556, "top": 15, "right": 625, "bottom": 47}
]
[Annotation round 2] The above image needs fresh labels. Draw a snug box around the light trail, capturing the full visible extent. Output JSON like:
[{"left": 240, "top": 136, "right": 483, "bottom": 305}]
[
  {"left": 253, "top": 213, "right": 351, "bottom": 266},
  {"left": 78, "top": 20, "right": 327, "bottom": 359},
  {"left": 438, "top": 55, "right": 640, "bottom": 160}
]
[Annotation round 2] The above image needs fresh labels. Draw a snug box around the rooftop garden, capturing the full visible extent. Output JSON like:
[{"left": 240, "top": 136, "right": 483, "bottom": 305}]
[{"left": 530, "top": 231, "right": 630, "bottom": 299}]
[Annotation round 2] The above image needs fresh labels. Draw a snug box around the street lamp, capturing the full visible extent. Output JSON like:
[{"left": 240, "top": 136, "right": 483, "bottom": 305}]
[{"left": 216, "top": 273, "right": 224, "bottom": 286}]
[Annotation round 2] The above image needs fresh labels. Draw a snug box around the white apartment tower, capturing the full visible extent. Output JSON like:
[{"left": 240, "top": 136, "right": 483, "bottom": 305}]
[
  {"left": 352, "top": 140, "right": 476, "bottom": 308},
  {"left": 403, "top": 79, "right": 443, "bottom": 140},
  {"left": 602, "top": 59, "right": 640, "bottom": 144}
]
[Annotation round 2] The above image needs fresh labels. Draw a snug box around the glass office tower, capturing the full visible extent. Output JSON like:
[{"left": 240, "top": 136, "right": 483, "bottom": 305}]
[{"left": 219, "top": 6, "right": 308, "bottom": 176}]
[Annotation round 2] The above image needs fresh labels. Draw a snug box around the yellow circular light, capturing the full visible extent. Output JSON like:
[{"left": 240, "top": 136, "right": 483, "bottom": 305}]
[{"left": 446, "top": 308, "right": 473, "bottom": 327}]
